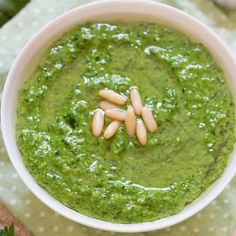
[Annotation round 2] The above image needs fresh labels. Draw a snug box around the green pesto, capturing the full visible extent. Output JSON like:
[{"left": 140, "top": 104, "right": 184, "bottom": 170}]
[{"left": 16, "top": 22, "right": 235, "bottom": 223}]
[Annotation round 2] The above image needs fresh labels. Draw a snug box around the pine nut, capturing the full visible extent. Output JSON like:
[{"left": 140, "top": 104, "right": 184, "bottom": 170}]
[
  {"left": 141, "top": 107, "right": 157, "bottom": 132},
  {"left": 104, "top": 121, "right": 121, "bottom": 139},
  {"left": 130, "top": 87, "right": 143, "bottom": 115},
  {"left": 125, "top": 105, "right": 136, "bottom": 137},
  {"left": 100, "top": 100, "right": 119, "bottom": 111},
  {"left": 92, "top": 109, "right": 104, "bottom": 136},
  {"left": 105, "top": 109, "right": 127, "bottom": 121},
  {"left": 136, "top": 119, "right": 147, "bottom": 146},
  {"left": 99, "top": 89, "right": 127, "bottom": 105}
]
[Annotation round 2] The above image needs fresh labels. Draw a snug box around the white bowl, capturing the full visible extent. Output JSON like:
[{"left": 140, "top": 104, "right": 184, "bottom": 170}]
[{"left": 1, "top": 0, "right": 236, "bottom": 233}]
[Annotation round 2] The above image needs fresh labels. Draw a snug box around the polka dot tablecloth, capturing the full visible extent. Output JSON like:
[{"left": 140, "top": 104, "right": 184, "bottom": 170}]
[{"left": 0, "top": 0, "right": 236, "bottom": 235}]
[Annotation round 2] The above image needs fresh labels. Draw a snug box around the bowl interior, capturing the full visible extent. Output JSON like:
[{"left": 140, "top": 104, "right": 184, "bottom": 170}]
[{"left": 1, "top": 0, "right": 236, "bottom": 233}]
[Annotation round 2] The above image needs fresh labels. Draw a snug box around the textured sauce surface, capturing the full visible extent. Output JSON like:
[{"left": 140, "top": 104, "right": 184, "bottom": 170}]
[{"left": 16, "top": 22, "right": 235, "bottom": 223}]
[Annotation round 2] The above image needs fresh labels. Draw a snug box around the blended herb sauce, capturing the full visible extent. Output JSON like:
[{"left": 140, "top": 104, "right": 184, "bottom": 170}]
[{"left": 16, "top": 22, "right": 235, "bottom": 223}]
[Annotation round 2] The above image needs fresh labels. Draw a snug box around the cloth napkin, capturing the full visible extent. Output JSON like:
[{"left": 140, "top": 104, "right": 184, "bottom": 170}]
[{"left": 0, "top": 0, "right": 236, "bottom": 235}]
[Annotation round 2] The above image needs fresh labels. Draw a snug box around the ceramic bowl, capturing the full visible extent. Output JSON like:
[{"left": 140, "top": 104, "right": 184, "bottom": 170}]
[{"left": 1, "top": 0, "right": 236, "bottom": 232}]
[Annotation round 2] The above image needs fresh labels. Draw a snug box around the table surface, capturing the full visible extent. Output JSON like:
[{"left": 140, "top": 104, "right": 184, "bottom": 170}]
[{"left": 1, "top": 0, "right": 236, "bottom": 235}]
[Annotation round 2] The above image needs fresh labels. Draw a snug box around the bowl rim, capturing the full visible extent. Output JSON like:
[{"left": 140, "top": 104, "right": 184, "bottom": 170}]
[{"left": 1, "top": 0, "right": 236, "bottom": 233}]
